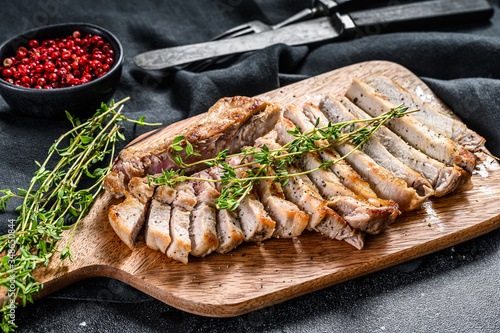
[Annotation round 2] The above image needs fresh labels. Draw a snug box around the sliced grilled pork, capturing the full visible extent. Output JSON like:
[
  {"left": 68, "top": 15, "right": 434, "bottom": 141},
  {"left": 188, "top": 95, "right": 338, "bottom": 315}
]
[
  {"left": 321, "top": 94, "right": 434, "bottom": 198},
  {"left": 346, "top": 78, "right": 476, "bottom": 173},
  {"left": 298, "top": 151, "right": 399, "bottom": 234},
  {"left": 165, "top": 182, "right": 197, "bottom": 264},
  {"left": 301, "top": 103, "right": 427, "bottom": 212},
  {"left": 339, "top": 95, "right": 472, "bottom": 196},
  {"left": 204, "top": 168, "right": 245, "bottom": 253},
  {"left": 109, "top": 196, "right": 149, "bottom": 250},
  {"left": 104, "top": 97, "right": 282, "bottom": 197},
  {"left": 225, "top": 156, "right": 276, "bottom": 242},
  {"left": 255, "top": 137, "right": 364, "bottom": 249},
  {"left": 187, "top": 171, "right": 219, "bottom": 257},
  {"left": 108, "top": 176, "right": 155, "bottom": 249},
  {"left": 145, "top": 199, "right": 172, "bottom": 253},
  {"left": 282, "top": 104, "right": 378, "bottom": 202},
  {"left": 366, "top": 75, "right": 485, "bottom": 151},
  {"left": 252, "top": 163, "right": 310, "bottom": 238},
  {"left": 284, "top": 104, "right": 401, "bottom": 213}
]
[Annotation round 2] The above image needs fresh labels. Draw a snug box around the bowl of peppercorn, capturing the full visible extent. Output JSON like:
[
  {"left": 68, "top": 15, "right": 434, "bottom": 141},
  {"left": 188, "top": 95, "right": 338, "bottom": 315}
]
[{"left": 0, "top": 22, "right": 123, "bottom": 118}]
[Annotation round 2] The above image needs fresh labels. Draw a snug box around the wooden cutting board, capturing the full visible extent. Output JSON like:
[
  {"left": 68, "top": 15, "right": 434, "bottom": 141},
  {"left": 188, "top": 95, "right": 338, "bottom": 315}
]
[{"left": 12, "top": 61, "right": 500, "bottom": 317}]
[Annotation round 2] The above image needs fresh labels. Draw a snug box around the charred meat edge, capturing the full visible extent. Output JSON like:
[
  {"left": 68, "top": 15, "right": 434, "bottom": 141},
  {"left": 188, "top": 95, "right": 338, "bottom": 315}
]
[
  {"left": 339, "top": 95, "right": 472, "bottom": 196},
  {"left": 365, "top": 75, "right": 485, "bottom": 152},
  {"left": 255, "top": 136, "right": 364, "bottom": 249},
  {"left": 346, "top": 78, "right": 476, "bottom": 173},
  {"left": 104, "top": 97, "right": 282, "bottom": 197},
  {"left": 321, "top": 94, "right": 434, "bottom": 198}
]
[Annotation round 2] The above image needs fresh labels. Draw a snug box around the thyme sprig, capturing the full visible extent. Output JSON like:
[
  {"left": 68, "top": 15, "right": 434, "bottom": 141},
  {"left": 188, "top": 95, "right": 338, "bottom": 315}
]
[
  {"left": 0, "top": 98, "right": 160, "bottom": 332},
  {"left": 150, "top": 104, "right": 416, "bottom": 211}
]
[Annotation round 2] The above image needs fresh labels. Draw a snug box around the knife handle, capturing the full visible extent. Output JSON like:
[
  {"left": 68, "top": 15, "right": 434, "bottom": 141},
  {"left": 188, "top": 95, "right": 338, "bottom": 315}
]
[{"left": 345, "top": 0, "right": 493, "bottom": 35}]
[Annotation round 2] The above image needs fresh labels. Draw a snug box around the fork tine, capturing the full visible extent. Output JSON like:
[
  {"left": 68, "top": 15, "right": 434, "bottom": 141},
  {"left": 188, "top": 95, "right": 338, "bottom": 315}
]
[{"left": 211, "top": 23, "right": 252, "bottom": 41}]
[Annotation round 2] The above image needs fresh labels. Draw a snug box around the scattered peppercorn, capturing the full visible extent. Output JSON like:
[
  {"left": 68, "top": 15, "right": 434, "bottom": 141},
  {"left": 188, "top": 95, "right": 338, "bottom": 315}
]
[{"left": 0, "top": 31, "right": 115, "bottom": 89}]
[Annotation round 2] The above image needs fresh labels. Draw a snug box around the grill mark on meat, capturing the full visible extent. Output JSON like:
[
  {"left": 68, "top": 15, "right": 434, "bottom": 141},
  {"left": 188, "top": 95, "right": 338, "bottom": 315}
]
[
  {"left": 346, "top": 78, "right": 476, "bottom": 173},
  {"left": 366, "top": 76, "right": 485, "bottom": 152},
  {"left": 339, "top": 95, "right": 472, "bottom": 196},
  {"left": 322, "top": 95, "right": 434, "bottom": 198}
]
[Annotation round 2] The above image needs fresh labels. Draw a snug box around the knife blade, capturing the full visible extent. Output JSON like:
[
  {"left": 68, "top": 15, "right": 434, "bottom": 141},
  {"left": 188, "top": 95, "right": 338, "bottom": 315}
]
[{"left": 134, "top": 0, "right": 493, "bottom": 71}]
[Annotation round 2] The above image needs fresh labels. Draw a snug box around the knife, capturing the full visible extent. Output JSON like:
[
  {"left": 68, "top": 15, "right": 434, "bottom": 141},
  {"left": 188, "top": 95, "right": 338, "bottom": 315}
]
[{"left": 134, "top": 0, "right": 493, "bottom": 71}]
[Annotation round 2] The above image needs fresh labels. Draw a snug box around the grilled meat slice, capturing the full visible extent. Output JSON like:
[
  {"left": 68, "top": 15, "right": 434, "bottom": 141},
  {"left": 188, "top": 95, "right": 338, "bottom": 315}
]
[
  {"left": 104, "top": 97, "right": 282, "bottom": 197},
  {"left": 279, "top": 106, "right": 399, "bottom": 233},
  {"left": 346, "top": 78, "right": 476, "bottom": 173},
  {"left": 165, "top": 182, "right": 197, "bottom": 264},
  {"left": 252, "top": 163, "right": 310, "bottom": 238},
  {"left": 298, "top": 151, "right": 399, "bottom": 234},
  {"left": 188, "top": 171, "right": 219, "bottom": 257},
  {"left": 339, "top": 95, "right": 472, "bottom": 196},
  {"left": 108, "top": 176, "right": 155, "bottom": 249},
  {"left": 366, "top": 75, "right": 485, "bottom": 151},
  {"left": 226, "top": 157, "right": 276, "bottom": 242},
  {"left": 284, "top": 104, "right": 378, "bottom": 201},
  {"left": 145, "top": 199, "right": 171, "bottom": 253},
  {"left": 108, "top": 196, "right": 149, "bottom": 250},
  {"left": 203, "top": 168, "right": 245, "bottom": 253},
  {"left": 322, "top": 94, "right": 434, "bottom": 198},
  {"left": 302, "top": 102, "right": 428, "bottom": 212},
  {"left": 255, "top": 137, "right": 364, "bottom": 249}
]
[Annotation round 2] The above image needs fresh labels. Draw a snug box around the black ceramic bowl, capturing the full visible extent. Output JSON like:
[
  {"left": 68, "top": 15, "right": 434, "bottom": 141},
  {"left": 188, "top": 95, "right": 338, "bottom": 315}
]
[{"left": 0, "top": 23, "right": 123, "bottom": 118}]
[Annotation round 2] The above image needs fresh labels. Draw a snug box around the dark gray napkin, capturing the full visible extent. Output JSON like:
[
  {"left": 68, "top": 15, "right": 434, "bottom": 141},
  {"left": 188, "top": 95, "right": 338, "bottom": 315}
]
[{"left": 1, "top": 0, "right": 500, "bottom": 332}]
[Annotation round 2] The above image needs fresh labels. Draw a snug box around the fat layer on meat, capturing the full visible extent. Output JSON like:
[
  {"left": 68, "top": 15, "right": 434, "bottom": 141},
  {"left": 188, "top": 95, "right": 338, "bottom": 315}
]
[
  {"left": 346, "top": 78, "right": 476, "bottom": 173},
  {"left": 339, "top": 95, "right": 472, "bottom": 196},
  {"left": 255, "top": 137, "right": 363, "bottom": 249},
  {"left": 322, "top": 94, "right": 434, "bottom": 198},
  {"left": 366, "top": 75, "right": 485, "bottom": 151},
  {"left": 166, "top": 182, "right": 197, "bottom": 264},
  {"left": 104, "top": 97, "right": 282, "bottom": 198}
]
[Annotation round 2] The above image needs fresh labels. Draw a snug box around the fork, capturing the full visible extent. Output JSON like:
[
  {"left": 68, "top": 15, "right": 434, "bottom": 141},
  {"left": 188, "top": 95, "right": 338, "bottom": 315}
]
[{"left": 186, "top": 0, "right": 341, "bottom": 72}]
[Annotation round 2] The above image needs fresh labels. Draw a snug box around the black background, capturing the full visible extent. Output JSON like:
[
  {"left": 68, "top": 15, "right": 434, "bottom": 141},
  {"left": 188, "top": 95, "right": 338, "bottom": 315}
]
[{"left": 1, "top": 0, "right": 500, "bottom": 332}]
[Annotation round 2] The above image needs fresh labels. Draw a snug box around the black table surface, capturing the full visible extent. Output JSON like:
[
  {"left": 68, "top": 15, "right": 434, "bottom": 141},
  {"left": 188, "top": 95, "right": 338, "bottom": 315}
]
[{"left": 1, "top": 0, "right": 500, "bottom": 332}]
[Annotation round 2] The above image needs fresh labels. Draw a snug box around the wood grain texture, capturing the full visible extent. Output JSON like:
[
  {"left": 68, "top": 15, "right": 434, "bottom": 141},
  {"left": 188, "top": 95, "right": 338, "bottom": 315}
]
[{"left": 5, "top": 61, "right": 500, "bottom": 317}]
